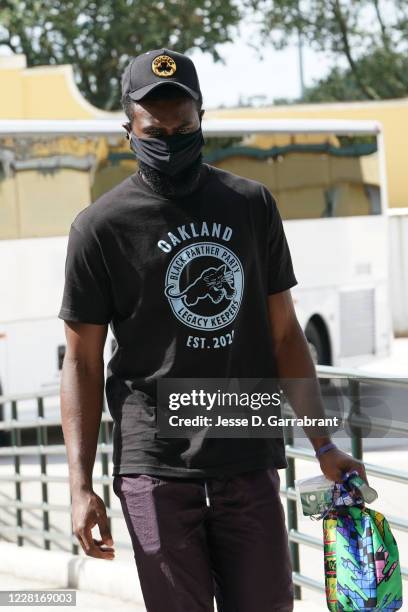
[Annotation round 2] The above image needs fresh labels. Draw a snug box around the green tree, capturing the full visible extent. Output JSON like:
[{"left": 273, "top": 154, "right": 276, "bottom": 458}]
[
  {"left": 303, "top": 47, "right": 408, "bottom": 102},
  {"left": 244, "top": 0, "right": 408, "bottom": 101},
  {"left": 0, "top": 0, "right": 241, "bottom": 110}
]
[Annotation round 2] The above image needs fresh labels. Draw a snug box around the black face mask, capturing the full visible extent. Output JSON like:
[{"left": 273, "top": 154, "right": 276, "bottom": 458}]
[{"left": 129, "top": 125, "right": 205, "bottom": 177}]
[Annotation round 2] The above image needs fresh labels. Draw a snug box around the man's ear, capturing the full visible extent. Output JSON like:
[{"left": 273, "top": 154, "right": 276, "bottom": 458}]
[
  {"left": 122, "top": 121, "right": 132, "bottom": 140},
  {"left": 199, "top": 109, "right": 205, "bottom": 122}
]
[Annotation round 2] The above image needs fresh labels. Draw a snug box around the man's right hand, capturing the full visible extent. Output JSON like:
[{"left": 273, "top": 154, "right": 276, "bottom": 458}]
[{"left": 72, "top": 490, "right": 115, "bottom": 560}]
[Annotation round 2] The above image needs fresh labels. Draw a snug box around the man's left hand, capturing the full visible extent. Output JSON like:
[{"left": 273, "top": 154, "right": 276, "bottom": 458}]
[{"left": 318, "top": 446, "right": 368, "bottom": 484}]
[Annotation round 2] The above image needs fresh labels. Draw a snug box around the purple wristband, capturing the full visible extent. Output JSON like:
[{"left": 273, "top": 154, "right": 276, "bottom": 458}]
[{"left": 315, "top": 442, "right": 337, "bottom": 458}]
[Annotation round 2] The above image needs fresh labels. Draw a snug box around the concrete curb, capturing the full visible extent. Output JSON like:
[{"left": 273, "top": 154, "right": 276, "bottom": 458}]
[{"left": 0, "top": 542, "right": 144, "bottom": 603}]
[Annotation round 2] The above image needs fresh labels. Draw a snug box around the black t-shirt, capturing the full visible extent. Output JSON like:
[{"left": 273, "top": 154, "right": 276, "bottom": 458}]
[{"left": 58, "top": 163, "right": 298, "bottom": 477}]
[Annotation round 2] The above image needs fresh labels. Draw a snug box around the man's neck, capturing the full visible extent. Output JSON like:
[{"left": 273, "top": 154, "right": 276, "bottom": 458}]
[{"left": 138, "top": 163, "right": 205, "bottom": 198}]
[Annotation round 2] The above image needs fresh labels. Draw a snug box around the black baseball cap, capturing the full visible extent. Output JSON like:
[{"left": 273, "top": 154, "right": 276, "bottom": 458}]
[{"left": 122, "top": 48, "right": 202, "bottom": 102}]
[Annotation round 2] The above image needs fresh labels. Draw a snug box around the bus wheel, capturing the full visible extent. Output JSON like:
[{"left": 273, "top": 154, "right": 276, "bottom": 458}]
[{"left": 305, "top": 319, "right": 331, "bottom": 366}]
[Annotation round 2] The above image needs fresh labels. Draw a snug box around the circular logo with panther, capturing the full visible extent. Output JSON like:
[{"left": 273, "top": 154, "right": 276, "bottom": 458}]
[
  {"left": 151, "top": 54, "right": 177, "bottom": 77},
  {"left": 164, "top": 242, "right": 244, "bottom": 331}
]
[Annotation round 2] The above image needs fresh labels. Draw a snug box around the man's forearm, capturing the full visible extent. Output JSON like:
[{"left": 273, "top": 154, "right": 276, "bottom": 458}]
[
  {"left": 60, "top": 356, "right": 105, "bottom": 496},
  {"left": 274, "top": 319, "right": 332, "bottom": 451}
]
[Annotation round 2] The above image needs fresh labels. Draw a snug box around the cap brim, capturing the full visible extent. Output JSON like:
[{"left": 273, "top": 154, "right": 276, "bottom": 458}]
[{"left": 128, "top": 81, "right": 199, "bottom": 101}]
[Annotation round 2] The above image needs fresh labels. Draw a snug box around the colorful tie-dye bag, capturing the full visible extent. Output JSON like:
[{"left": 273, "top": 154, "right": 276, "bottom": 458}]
[{"left": 323, "top": 478, "right": 403, "bottom": 611}]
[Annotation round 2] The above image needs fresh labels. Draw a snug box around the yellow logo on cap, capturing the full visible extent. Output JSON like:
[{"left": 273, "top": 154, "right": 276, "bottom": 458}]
[{"left": 151, "top": 54, "right": 177, "bottom": 77}]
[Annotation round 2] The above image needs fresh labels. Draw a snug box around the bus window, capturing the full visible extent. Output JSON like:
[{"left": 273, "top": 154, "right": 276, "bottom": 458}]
[
  {"left": 0, "top": 134, "right": 136, "bottom": 239},
  {"left": 203, "top": 133, "right": 381, "bottom": 220},
  {"left": 0, "top": 130, "right": 382, "bottom": 242}
]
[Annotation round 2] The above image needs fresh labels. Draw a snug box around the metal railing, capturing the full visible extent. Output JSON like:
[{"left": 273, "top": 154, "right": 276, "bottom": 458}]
[
  {"left": 0, "top": 389, "right": 132, "bottom": 555},
  {"left": 0, "top": 365, "right": 407, "bottom": 599}
]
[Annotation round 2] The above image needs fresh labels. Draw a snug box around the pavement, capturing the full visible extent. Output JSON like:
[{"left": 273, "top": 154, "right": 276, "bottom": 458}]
[
  {"left": 0, "top": 572, "right": 319, "bottom": 611},
  {"left": 0, "top": 573, "right": 145, "bottom": 611},
  {"left": 357, "top": 336, "right": 408, "bottom": 376}
]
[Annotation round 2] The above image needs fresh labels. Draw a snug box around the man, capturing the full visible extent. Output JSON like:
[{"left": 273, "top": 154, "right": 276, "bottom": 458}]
[{"left": 59, "top": 48, "right": 367, "bottom": 612}]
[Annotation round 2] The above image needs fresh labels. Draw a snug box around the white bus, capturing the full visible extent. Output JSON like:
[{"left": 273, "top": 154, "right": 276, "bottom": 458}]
[{"left": 0, "top": 118, "right": 392, "bottom": 399}]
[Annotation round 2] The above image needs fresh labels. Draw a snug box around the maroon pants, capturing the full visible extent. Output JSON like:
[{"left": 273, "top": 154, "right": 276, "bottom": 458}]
[{"left": 112, "top": 467, "right": 294, "bottom": 612}]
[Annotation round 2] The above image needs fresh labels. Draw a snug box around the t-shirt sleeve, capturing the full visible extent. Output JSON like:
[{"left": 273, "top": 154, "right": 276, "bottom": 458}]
[
  {"left": 58, "top": 222, "right": 114, "bottom": 324},
  {"left": 260, "top": 185, "right": 298, "bottom": 295}
]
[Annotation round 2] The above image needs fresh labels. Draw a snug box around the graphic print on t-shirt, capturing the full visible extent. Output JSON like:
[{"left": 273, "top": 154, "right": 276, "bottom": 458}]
[
  {"left": 165, "top": 241, "right": 244, "bottom": 331},
  {"left": 158, "top": 221, "right": 244, "bottom": 346}
]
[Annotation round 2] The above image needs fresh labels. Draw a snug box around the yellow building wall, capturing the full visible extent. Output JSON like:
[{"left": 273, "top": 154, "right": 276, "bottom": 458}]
[
  {"left": 0, "top": 64, "right": 25, "bottom": 118},
  {"left": 0, "top": 54, "right": 111, "bottom": 119}
]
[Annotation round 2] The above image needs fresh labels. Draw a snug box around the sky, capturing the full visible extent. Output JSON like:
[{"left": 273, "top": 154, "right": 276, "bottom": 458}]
[{"left": 189, "top": 25, "right": 338, "bottom": 109}]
